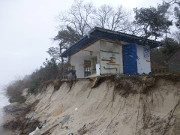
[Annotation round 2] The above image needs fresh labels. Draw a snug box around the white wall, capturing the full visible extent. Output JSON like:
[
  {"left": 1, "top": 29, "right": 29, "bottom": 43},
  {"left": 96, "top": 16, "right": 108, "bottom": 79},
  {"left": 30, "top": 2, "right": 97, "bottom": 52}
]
[
  {"left": 137, "top": 45, "right": 151, "bottom": 74},
  {"left": 69, "top": 41, "right": 101, "bottom": 78},
  {"left": 100, "top": 40, "right": 123, "bottom": 75},
  {"left": 70, "top": 56, "right": 85, "bottom": 78}
]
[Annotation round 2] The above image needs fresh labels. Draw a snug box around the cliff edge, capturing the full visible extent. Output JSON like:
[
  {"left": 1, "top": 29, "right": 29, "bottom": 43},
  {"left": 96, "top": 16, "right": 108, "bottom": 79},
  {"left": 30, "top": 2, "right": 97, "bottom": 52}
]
[{"left": 4, "top": 74, "right": 180, "bottom": 135}]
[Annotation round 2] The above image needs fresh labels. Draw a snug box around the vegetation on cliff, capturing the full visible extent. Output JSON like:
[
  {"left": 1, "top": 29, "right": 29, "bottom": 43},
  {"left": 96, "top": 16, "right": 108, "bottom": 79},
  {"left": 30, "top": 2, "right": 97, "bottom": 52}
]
[{"left": 5, "top": 58, "right": 59, "bottom": 103}]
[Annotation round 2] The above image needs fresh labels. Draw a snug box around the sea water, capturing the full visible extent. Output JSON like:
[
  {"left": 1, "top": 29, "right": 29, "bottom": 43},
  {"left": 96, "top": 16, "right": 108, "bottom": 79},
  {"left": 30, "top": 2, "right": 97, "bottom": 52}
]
[{"left": 0, "top": 88, "right": 12, "bottom": 134}]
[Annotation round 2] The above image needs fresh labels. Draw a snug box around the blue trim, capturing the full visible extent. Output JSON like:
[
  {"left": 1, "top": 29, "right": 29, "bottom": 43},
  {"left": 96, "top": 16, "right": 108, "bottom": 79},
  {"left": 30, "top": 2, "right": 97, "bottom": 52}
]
[{"left": 61, "top": 27, "right": 160, "bottom": 57}]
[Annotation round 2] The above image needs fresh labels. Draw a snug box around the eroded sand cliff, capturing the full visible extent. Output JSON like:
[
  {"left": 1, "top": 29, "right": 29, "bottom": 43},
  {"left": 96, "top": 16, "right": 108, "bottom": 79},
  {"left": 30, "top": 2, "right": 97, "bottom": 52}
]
[{"left": 22, "top": 75, "right": 180, "bottom": 135}]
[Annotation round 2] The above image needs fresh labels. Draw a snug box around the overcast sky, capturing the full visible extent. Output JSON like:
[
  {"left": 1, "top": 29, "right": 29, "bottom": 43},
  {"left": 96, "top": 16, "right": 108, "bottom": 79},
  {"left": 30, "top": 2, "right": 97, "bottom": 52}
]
[{"left": 0, "top": 0, "right": 162, "bottom": 89}]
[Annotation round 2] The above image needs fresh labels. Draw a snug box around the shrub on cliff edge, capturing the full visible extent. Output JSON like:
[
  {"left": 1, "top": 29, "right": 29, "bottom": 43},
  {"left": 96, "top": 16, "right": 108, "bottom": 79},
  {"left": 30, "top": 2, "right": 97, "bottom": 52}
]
[{"left": 5, "top": 58, "right": 59, "bottom": 102}]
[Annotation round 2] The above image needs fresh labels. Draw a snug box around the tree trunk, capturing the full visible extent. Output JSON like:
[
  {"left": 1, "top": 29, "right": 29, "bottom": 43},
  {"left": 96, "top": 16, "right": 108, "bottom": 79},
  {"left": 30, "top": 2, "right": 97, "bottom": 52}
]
[{"left": 59, "top": 42, "right": 64, "bottom": 79}]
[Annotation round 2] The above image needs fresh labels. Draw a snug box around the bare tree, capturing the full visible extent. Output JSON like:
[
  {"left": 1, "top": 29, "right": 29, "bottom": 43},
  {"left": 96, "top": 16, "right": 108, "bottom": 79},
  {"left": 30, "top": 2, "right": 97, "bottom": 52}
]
[
  {"left": 59, "top": 0, "right": 95, "bottom": 36},
  {"left": 47, "top": 47, "right": 60, "bottom": 61},
  {"left": 59, "top": 1, "right": 132, "bottom": 36},
  {"left": 95, "top": 5, "right": 131, "bottom": 32}
]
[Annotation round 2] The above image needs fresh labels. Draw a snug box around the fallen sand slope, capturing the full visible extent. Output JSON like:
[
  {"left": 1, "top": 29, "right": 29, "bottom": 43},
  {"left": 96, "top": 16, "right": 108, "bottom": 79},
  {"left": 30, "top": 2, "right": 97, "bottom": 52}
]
[{"left": 26, "top": 75, "right": 180, "bottom": 135}]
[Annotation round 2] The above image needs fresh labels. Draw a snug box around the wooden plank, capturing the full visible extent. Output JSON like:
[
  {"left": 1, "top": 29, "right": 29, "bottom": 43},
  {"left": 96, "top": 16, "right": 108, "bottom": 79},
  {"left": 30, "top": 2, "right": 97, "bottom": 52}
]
[
  {"left": 90, "top": 77, "right": 100, "bottom": 88},
  {"left": 109, "top": 61, "right": 116, "bottom": 63},
  {"left": 107, "top": 63, "right": 120, "bottom": 66},
  {"left": 102, "top": 59, "right": 111, "bottom": 61},
  {"left": 100, "top": 50, "right": 120, "bottom": 54}
]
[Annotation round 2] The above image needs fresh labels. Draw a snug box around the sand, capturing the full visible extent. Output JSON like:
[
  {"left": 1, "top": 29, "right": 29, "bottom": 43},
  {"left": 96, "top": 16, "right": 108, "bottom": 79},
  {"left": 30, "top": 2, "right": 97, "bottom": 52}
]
[{"left": 22, "top": 76, "right": 180, "bottom": 135}]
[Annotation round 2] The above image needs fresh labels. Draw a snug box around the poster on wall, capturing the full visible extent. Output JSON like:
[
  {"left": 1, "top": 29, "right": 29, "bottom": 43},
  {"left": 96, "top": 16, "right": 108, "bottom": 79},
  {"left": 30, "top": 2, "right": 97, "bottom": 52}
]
[{"left": 143, "top": 47, "right": 150, "bottom": 62}]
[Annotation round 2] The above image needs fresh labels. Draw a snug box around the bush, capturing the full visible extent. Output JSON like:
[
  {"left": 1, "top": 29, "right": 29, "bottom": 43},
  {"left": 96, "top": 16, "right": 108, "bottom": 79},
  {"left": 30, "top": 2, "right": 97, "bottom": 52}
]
[
  {"left": 6, "top": 79, "right": 28, "bottom": 103},
  {"left": 27, "top": 58, "right": 59, "bottom": 94},
  {"left": 28, "top": 78, "right": 41, "bottom": 94},
  {"left": 5, "top": 58, "right": 60, "bottom": 101}
]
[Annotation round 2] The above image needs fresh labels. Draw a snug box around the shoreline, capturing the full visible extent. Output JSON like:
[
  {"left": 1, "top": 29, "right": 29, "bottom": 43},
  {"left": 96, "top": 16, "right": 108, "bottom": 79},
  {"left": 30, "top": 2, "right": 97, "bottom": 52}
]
[
  {"left": 0, "top": 107, "right": 14, "bottom": 135},
  {"left": 1, "top": 101, "right": 40, "bottom": 135},
  {"left": 0, "top": 89, "right": 15, "bottom": 135},
  {"left": 0, "top": 86, "right": 39, "bottom": 135}
]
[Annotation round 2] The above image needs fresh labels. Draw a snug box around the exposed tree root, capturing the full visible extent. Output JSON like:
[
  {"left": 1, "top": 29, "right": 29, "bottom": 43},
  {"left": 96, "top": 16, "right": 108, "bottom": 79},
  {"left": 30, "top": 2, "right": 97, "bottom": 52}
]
[{"left": 162, "top": 101, "right": 180, "bottom": 135}]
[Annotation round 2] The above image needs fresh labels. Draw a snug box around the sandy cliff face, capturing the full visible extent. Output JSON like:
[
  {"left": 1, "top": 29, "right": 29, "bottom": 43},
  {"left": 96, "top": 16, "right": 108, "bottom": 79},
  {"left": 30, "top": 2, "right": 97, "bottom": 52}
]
[{"left": 25, "top": 76, "right": 180, "bottom": 135}]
